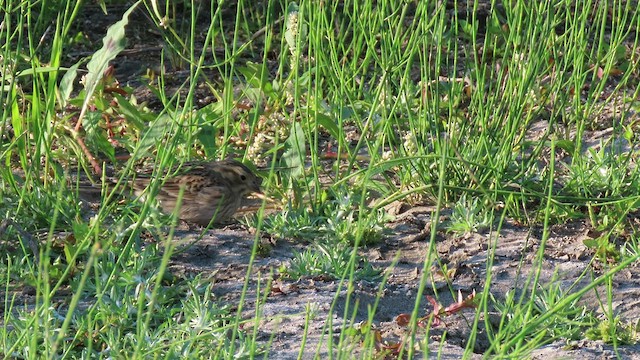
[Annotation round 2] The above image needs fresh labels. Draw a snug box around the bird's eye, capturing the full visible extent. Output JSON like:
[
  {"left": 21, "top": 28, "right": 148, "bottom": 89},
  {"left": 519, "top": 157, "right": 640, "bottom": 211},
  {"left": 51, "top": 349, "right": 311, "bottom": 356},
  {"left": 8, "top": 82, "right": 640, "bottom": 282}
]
[{"left": 240, "top": 175, "right": 247, "bottom": 181}]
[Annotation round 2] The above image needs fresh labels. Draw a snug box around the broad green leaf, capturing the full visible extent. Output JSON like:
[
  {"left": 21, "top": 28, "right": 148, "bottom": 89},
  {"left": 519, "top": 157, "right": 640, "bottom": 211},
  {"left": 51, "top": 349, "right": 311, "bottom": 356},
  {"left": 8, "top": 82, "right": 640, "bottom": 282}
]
[
  {"left": 282, "top": 121, "right": 306, "bottom": 178},
  {"left": 113, "top": 93, "right": 147, "bottom": 131},
  {"left": 314, "top": 113, "right": 340, "bottom": 141},
  {"left": 78, "top": 1, "right": 140, "bottom": 125},
  {"left": 553, "top": 140, "right": 576, "bottom": 154},
  {"left": 58, "top": 62, "right": 82, "bottom": 107},
  {"left": 134, "top": 113, "right": 173, "bottom": 160},
  {"left": 284, "top": 2, "right": 300, "bottom": 53},
  {"left": 83, "top": 111, "right": 114, "bottom": 161},
  {"left": 197, "top": 125, "right": 218, "bottom": 158}
]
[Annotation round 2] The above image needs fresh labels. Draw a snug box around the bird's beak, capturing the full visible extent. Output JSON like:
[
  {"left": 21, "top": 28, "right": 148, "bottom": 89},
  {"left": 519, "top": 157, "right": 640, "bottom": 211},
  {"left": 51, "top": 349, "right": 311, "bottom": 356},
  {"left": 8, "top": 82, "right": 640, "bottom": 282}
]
[{"left": 252, "top": 177, "right": 263, "bottom": 193}]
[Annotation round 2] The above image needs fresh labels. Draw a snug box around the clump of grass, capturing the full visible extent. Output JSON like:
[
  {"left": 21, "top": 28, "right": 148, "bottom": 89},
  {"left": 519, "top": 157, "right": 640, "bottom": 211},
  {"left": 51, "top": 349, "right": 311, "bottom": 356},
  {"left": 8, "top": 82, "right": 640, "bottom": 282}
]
[
  {"left": 586, "top": 316, "right": 639, "bottom": 345},
  {"left": 446, "top": 194, "right": 492, "bottom": 236},
  {"left": 487, "top": 282, "right": 599, "bottom": 356},
  {"left": 261, "top": 185, "right": 391, "bottom": 246},
  {"left": 280, "top": 241, "right": 381, "bottom": 281}
]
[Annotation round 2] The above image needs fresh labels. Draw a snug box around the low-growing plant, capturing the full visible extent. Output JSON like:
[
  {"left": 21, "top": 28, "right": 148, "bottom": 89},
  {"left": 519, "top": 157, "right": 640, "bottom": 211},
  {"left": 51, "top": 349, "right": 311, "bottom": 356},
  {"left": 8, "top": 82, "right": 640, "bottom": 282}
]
[
  {"left": 261, "top": 185, "right": 391, "bottom": 246},
  {"left": 280, "top": 240, "right": 380, "bottom": 281},
  {"left": 585, "top": 316, "right": 639, "bottom": 345},
  {"left": 562, "top": 145, "right": 638, "bottom": 200},
  {"left": 487, "top": 280, "right": 598, "bottom": 356},
  {"left": 447, "top": 194, "right": 492, "bottom": 236}
]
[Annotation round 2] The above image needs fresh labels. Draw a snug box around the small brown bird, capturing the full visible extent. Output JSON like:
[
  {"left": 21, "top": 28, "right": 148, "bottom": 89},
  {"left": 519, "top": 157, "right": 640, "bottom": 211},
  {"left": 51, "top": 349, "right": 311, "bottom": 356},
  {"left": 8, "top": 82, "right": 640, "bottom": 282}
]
[
  {"left": 131, "top": 160, "right": 263, "bottom": 226},
  {"left": 78, "top": 159, "right": 262, "bottom": 226}
]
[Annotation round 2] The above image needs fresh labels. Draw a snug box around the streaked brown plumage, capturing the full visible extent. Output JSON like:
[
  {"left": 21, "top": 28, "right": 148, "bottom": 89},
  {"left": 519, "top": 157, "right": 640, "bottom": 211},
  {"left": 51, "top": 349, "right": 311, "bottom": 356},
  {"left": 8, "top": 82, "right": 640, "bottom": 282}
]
[
  {"left": 78, "top": 160, "right": 262, "bottom": 226},
  {"left": 131, "top": 160, "right": 262, "bottom": 225}
]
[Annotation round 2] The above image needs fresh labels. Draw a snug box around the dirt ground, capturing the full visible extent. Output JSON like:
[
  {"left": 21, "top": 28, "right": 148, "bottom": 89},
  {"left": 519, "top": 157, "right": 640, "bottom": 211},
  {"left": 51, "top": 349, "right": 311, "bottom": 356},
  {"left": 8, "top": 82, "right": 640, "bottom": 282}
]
[
  {"left": 166, "top": 209, "right": 640, "bottom": 359},
  {"left": 12, "top": 2, "right": 640, "bottom": 358}
]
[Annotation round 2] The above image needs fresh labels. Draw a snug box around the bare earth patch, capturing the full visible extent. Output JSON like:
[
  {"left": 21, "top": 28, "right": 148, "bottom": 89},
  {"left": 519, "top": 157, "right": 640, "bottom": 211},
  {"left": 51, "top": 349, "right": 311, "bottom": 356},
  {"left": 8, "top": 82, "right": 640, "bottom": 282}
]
[{"left": 166, "top": 209, "right": 640, "bottom": 358}]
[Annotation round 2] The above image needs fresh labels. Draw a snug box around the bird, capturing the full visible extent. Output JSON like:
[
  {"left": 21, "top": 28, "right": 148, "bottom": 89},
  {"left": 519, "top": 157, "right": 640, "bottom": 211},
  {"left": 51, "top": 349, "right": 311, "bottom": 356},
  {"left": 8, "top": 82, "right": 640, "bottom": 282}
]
[{"left": 78, "top": 159, "right": 263, "bottom": 226}]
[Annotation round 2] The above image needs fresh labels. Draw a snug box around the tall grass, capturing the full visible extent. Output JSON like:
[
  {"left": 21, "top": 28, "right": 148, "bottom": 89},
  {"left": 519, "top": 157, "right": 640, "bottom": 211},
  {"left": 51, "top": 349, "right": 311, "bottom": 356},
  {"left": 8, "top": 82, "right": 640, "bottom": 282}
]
[{"left": 1, "top": 0, "right": 640, "bottom": 358}]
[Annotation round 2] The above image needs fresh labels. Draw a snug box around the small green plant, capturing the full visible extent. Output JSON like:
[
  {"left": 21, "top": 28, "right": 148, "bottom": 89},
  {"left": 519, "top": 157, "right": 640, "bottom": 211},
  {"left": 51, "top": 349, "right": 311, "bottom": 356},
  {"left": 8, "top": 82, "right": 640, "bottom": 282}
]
[
  {"left": 488, "top": 280, "right": 598, "bottom": 356},
  {"left": 585, "top": 316, "right": 638, "bottom": 345},
  {"left": 261, "top": 185, "right": 390, "bottom": 246},
  {"left": 582, "top": 233, "right": 622, "bottom": 263},
  {"left": 320, "top": 190, "right": 391, "bottom": 245},
  {"left": 563, "top": 145, "right": 639, "bottom": 199},
  {"left": 447, "top": 194, "right": 492, "bottom": 236},
  {"left": 280, "top": 241, "right": 380, "bottom": 281}
]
